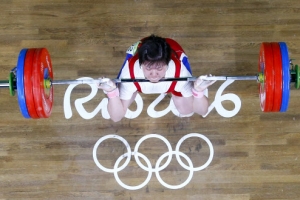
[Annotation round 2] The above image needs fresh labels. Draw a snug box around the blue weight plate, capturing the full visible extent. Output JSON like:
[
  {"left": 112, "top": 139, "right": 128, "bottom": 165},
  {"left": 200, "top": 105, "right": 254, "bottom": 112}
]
[
  {"left": 279, "top": 42, "right": 290, "bottom": 112},
  {"left": 17, "top": 49, "right": 30, "bottom": 118}
]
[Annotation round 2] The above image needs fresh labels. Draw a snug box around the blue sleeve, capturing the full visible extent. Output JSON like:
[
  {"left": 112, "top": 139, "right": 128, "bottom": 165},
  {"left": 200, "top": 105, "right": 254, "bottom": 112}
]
[
  {"left": 117, "top": 53, "right": 132, "bottom": 78},
  {"left": 182, "top": 56, "right": 192, "bottom": 75}
]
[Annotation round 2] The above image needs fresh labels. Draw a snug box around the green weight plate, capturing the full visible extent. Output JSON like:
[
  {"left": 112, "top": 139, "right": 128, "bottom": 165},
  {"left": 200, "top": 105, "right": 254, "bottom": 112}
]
[
  {"left": 295, "top": 65, "right": 300, "bottom": 89},
  {"left": 9, "top": 72, "right": 15, "bottom": 96}
]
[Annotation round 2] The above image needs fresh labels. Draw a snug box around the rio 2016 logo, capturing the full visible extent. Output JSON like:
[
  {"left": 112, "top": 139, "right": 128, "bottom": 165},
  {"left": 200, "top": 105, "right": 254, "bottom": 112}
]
[{"left": 63, "top": 78, "right": 241, "bottom": 120}]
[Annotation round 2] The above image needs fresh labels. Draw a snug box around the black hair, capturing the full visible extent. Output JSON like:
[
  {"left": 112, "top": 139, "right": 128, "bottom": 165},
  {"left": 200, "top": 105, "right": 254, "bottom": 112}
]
[{"left": 138, "top": 35, "right": 171, "bottom": 67}]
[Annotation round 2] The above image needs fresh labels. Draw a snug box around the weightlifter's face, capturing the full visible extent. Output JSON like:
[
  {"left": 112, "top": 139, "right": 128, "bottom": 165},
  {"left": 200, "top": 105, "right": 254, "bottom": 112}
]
[{"left": 142, "top": 63, "right": 168, "bottom": 83}]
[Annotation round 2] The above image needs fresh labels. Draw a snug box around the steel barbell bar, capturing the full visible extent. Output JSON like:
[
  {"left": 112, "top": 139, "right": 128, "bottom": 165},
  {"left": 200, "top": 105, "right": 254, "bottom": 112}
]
[
  {"left": 0, "top": 75, "right": 259, "bottom": 89},
  {"left": 46, "top": 75, "right": 260, "bottom": 86}
]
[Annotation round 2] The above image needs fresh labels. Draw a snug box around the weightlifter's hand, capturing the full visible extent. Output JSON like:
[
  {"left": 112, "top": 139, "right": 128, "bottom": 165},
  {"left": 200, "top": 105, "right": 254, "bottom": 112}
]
[
  {"left": 193, "top": 74, "right": 216, "bottom": 92},
  {"left": 97, "top": 77, "right": 117, "bottom": 92}
]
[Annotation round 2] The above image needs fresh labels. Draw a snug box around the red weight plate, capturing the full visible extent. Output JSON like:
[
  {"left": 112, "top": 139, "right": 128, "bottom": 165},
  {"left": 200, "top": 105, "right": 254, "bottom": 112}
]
[
  {"left": 258, "top": 43, "right": 274, "bottom": 112},
  {"left": 271, "top": 43, "right": 283, "bottom": 112},
  {"left": 24, "top": 48, "right": 39, "bottom": 119},
  {"left": 32, "top": 48, "right": 54, "bottom": 118}
]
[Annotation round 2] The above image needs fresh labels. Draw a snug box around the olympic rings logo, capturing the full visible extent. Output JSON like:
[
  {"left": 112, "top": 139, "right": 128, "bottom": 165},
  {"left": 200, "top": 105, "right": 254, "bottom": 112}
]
[{"left": 93, "top": 133, "right": 214, "bottom": 190}]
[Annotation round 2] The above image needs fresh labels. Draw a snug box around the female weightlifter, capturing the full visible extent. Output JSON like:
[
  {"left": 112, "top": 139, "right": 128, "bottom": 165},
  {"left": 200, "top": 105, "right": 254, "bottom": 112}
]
[{"left": 98, "top": 35, "right": 215, "bottom": 122}]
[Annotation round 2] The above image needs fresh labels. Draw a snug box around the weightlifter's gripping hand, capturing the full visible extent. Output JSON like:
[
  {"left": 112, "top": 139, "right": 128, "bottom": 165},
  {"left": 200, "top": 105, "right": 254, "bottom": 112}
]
[
  {"left": 193, "top": 74, "right": 216, "bottom": 92},
  {"left": 97, "top": 77, "right": 117, "bottom": 93}
]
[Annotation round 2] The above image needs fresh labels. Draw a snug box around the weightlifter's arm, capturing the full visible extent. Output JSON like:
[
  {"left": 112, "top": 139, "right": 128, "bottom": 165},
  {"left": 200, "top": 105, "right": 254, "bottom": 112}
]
[
  {"left": 98, "top": 78, "right": 136, "bottom": 122},
  {"left": 172, "top": 75, "right": 216, "bottom": 117},
  {"left": 107, "top": 91, "right": 137, "bottom": 122},
  {"left": 192, "top": 75, "right": 216, "bottom": 115}
]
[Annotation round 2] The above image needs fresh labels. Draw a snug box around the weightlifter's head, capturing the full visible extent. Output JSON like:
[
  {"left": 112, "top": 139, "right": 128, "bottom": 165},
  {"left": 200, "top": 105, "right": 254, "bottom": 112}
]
[{"left": 138, "top": 35, "right": 171, "bottom": 82}]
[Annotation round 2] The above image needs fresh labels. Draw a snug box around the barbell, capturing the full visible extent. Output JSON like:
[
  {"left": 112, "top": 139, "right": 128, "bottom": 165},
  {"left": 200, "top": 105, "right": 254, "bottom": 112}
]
[{"left": 0, "top": 42, "right": 299, "bottom": 119}]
